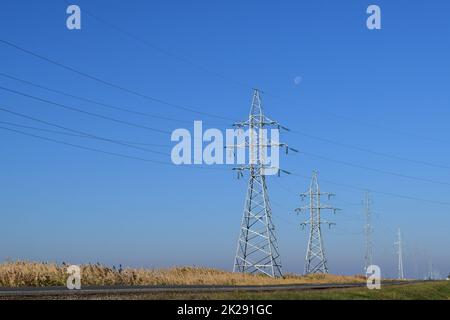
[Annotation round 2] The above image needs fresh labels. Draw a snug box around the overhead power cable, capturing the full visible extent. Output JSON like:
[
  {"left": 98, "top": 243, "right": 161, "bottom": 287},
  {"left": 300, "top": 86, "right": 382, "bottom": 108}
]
[
  {"left": 80, "top": 5, "right": 254, "bottom": 92},
  {"left": 71, "top": 4, "right": 448, "bottom": 145},
  {"left": 0, "top": 106, "right": 167, "bottom": 156},
  {"left": 291, "top": 172, "right": 450, "bottom": 207},
  {"left": 2, "top": 114, "right": 450, "bottom": 206},
  {"left": 0, "top": 120, "right": 171, "bottom": 147},
  {"left": 0, "top": 39, "right": 235, "bottom": 122},
  {"left": 0, "top": 126, "right": 171, "bottom": 165},
  {"left": 291, "top": 129, "right": 450, "bottom": 170},
  {"left": 300, "top": 150, "right": 450, "bottom": 187},
  {"left": 4, "top": 73, "right": 447, "bottom": 177},
  {"left": 0, "top": 85, "right": 170, "bottom": 134},
  {"left": 0, "top": 126, "right": 227, "bottom": 172},
  {"left": 0, "top": 72, "right": 194, "bottom": 125},
  {"left": 267, "top": 93, "right": 450, "bottom": 146}
]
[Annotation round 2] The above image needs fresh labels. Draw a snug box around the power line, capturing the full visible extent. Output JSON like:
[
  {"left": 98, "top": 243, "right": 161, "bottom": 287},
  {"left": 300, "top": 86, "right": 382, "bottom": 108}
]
[
  {"left": 326, "top": 112, "right": 450, "bottom": 145},
  {"left": 6, "top": 72, "right": 449, "bottom": 183},
  {"left": 0, "top": 72, "right": 195, "bottom": 125},
  {"left": 0, "top": 106, "right": 167, "bottom": 156},
  {"left": 273, "top": 171, "right": 450, "bottom": 207},
  {"left": 291, "top": 129, "right": 450, "bottom": 170},
  {"left": 291, "top": 172, "right": 450, "bottom": 207},
  {"left": 329, "top": 225, "right": 364, "bottom": 236},
  {"left": 0, "top": 125, "right": 170, "bottom": 165},
  {"left": 3, "top": 38, "right": 450, "bottom": 204},
  {"left": 9, "top": 74, "right": 448, "bottom": 189},
  {"left": 0, "top": 125, "right": 227, "bottom": 172},
  {"left": 271, "top": 199, "right": 361, "bottom": 235},
  {"left": 78, "top": 4, "right": 254, "bottom": 92},
  {"left": 0, "top": 85, "right": 171, "bottom": 134},
  {"left": 300, "top": 150, "right": 450, "bottom": 188},
  {"left": 0, "top": 120, "right": 170, "bottom": 147},
  {"left": 267, "top": 92, "right": 450, "bottom": 146},
  {"left": 273, "top": 174, "right": 369, "bottom": 239},
  {"left": 0, "top": 39, "right": 235, "bottom": 122},
  {"left": 49, "top": 4, "right": 450, "bottom": 147},
  {"left": 4, "top": 38, "right": 446, "bottom": 174}
]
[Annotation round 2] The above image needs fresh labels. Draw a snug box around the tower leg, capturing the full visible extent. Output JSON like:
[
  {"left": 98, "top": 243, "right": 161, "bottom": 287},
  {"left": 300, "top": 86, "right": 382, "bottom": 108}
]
[{"left": 234, "top": 169, "right": 282, "bottom": 277}]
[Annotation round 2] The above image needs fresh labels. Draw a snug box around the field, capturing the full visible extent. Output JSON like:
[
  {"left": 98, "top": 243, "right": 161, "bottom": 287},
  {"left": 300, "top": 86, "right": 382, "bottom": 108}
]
[
  {"left": 1, "top": 261, "right": 448, "bottom": 300},
  {"left": 173, "top": 281, "right": 450, "bottom": 300},
  {"left": 26, "top": 281, "right": 447, "bottom": 300},
  {"left": 0, "top": 261, "right": 365, "bottom": 287}
]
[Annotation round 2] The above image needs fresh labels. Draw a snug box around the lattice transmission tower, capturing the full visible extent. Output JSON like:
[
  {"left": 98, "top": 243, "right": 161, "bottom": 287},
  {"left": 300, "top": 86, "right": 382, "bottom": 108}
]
[
  {"left": 363, "top": 191, "right": 373, "bottom": 273},
  {"left": 231, "top": 89, "right": 293, "bottom": 278},
  {"left": 427, "top": 259, "right": 442, "bottom": 280},
  {"left": 296, "top": 171, "right": 339, "bottom": 274},
  {"left": 427, "top": 259, "right": 434, "bottom": 280},
  {"left": 395, "top": 228, "right": 405, "bottom": 280}
]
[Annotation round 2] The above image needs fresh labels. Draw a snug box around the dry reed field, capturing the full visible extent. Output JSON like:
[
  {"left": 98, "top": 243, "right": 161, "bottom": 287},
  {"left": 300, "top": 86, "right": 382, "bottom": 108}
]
[{"left": 0, "top": 261, "right": 365, "bottom": 288}]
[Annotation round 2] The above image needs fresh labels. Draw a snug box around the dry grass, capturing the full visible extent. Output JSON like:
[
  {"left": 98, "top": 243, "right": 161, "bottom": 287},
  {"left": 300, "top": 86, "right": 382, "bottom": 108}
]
[{"left": 0, "top": 261, "right": 365, "bottom": 288}]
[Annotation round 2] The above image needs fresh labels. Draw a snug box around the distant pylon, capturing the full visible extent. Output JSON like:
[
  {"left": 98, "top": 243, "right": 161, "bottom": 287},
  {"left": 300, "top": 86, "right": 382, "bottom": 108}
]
[
  {"left": 395, "top": 228, "right": 405, "bottom": 280},
  {"left": 427, "top": 258, "right": 434, "bottom": 280},
  {"left": 296, "top": 171, "right": 339, "bottom": 274},
  {"left": 363, "top": 191, "right": 373, "bottom": 273},
  {"left": 231, "top": 89, "right": 293, "bottom": 278}
]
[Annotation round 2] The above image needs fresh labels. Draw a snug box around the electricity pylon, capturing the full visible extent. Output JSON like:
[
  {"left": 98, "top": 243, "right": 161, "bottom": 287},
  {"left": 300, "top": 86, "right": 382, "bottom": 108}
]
[
  {"left": 427, "top": 258, "right": 434, "bottom": 280},
  {"left": 395, "top": 228, "right": 405, "bottom": 280},
  {"left": 363, "top": 191, "right": 373, "bottom": 273},
  {"left": 231, "top": 89, "right": 293, "bottom": 278},
  {"left": 296, "top": 171, "right": 339, "bottom": 275}
]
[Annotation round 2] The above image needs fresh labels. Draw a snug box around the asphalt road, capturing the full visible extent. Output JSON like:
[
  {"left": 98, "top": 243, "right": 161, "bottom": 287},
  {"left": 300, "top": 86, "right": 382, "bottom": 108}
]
[{"left": 0, "top": 281, "right": 422, "bottom": 298}]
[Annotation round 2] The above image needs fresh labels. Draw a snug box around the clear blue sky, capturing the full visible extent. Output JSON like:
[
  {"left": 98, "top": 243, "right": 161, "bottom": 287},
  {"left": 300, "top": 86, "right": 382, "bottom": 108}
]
[{"left": 1, "top": 0, "right": 449, "bottom": 278}]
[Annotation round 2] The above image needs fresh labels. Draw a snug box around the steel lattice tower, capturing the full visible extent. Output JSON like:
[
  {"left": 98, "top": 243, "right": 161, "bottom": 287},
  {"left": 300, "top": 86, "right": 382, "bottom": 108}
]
[
  {"left": 395, "top": 228, "right": 405, "bottom": 280},
  {"left": 363, "top": 191, "right": 373, "bottom": 273},
  {"left": 427, "top": 259, "right": 434, "bottom": 280},
  {"left": 231, "top": 89, "right": 291, "bottom": 278},
  {"left": 296, "top": 171, "right": 339, "bottom": 275}
]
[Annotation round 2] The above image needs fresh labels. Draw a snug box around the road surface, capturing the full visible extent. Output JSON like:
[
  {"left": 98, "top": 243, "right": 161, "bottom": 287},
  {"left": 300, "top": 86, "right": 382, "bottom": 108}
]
[{"left": 0, "top": 281, "right": 422, "bottom": 298}]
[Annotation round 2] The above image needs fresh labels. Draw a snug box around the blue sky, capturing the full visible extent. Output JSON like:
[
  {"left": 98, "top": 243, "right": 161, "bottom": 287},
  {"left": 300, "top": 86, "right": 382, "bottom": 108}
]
[{"left": 1, "top": 0, "right": 449, "bottom": 278}]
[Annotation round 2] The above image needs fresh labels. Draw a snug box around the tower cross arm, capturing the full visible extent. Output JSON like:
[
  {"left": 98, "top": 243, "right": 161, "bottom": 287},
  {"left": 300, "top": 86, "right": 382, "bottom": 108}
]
[
  {"left": 232, "top": 118, "right": 284, "bottom": 128},
  {"left": 295, "top": 206, "right": 310, "bottom": 213},
  {"left": 319, "top": 206, "right": 341, "bottom": 213}
]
